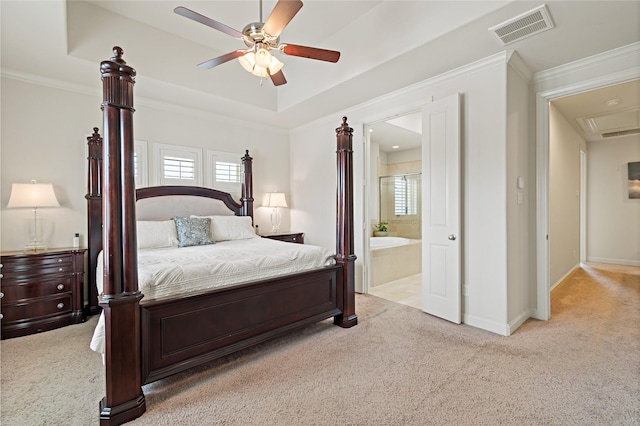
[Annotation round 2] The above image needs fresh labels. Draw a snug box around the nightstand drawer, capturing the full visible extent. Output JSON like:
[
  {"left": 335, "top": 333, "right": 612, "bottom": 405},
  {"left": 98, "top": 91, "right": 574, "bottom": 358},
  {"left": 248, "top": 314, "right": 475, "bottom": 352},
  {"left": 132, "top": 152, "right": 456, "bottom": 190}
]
[
  {"left": 2, "top": 253, "right": 72, "bottom": 268},
  {"left": 2, "top": 294, "right": 73, "bottom": 323},
  {"left": 2, "top": 276, "right": 74, "bottom": 302},
  {"left": 2, "top": 254, "right": 73, "bottom": 280},
  {"left": 2, "top": 264, "right": 73, "bottom": 280}
]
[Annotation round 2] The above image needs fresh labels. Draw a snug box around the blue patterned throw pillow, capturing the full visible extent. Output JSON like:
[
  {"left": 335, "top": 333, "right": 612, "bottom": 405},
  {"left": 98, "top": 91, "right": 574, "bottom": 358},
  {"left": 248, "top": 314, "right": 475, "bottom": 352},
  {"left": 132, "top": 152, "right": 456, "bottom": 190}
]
[{"left": 173, "top": 217, "right": 214, "bottom": 247}]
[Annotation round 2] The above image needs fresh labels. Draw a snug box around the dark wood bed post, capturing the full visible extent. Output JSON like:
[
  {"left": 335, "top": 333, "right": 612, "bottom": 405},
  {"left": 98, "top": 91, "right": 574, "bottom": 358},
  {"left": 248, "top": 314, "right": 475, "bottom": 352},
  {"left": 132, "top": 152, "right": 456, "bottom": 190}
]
[
  {"left": 241, "top": 150, "right": 254, "bottom": 218},
  {"left": 334, "top": 117, "right": 358, "bottom": 328},
  {"left": 98, "top": 46, "right": 146, "bottom": 425},
  {"left": 86, "top": 127, "right": 103, "bottom": 316}
]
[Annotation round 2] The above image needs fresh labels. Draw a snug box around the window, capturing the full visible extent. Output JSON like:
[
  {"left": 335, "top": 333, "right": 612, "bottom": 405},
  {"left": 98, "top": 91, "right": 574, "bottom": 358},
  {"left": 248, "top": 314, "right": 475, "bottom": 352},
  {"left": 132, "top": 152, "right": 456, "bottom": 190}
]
[
  {"left": 133, "top": 140, "right": 148, "bottom": 188},
  {"left": 206, "top": 150, "right": 243, "bottom": 197},
  {"left": 215, "top": 161, "right": 241, "bottom": 184},
  {"left": 152, "top": 143, "right": 202, "bottom": 186},
  {"left": 163, "top": 156, "right": 195, "bottom": 180},
  {"left": 394, "top": 175, "right": 419, "bottom": 216}
]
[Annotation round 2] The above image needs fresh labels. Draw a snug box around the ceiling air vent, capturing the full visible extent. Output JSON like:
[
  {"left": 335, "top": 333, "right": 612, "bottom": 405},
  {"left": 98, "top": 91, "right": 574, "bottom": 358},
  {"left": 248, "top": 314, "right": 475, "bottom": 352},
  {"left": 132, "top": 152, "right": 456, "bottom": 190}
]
[
  {"left": 601, "top": 128, "right": 640, "bottom": 139},
  {"left": 489, "top": 5, "right": 554, "bottom": 46},
  {"left": 577, "top": 107, "right": 640, "bottom": 140}
]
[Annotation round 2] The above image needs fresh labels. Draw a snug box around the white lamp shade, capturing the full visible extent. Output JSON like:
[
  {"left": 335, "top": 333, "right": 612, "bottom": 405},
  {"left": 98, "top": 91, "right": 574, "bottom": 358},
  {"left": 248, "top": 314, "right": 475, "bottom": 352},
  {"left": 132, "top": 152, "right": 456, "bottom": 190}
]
[
  {"left": 264, "top": 192, "right": 288, "bottom": 208},
  {"left": 7, "top": 183, "right": 60, "bottom": 208}
]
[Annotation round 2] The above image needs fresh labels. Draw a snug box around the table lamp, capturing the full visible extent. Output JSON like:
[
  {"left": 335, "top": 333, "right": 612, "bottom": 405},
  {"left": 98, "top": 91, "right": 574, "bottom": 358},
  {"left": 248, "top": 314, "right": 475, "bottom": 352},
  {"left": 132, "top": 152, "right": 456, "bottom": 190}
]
[
  {"left": 7, "top": 180, "right": 60, "bottom": 250},
  {"left": 264, "top": 192, "right": 288, "bottom": 233}
]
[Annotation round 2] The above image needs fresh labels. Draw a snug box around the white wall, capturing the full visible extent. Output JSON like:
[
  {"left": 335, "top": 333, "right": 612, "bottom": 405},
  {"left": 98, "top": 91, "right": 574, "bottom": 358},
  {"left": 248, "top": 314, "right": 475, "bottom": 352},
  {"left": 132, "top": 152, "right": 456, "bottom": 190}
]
[
  {"left": 386, "top": 147, "right": 421, "bottom": 165},
  {"left": 506, "top": 60, "right": 532, "bottom": 331},
  {"left": 291, "top": 52, "right": 525, "bottom": 335},
  {"left": 587, "top": 137, "right": 640, "bottom": 265},
  {"left": 548, "top": 103, "right": 586, "bottom": 286},
  {"left": 369, "top": 140, "right": 380, "bottom": 228},
  {"left": 1, "top": 77, "right": 290, "bottom": 251}
]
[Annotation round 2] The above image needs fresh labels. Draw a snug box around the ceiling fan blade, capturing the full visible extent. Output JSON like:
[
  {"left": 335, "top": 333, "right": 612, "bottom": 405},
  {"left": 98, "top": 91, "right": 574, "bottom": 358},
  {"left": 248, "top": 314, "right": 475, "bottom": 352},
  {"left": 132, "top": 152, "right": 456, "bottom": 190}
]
[
  {"left": 281, "top": 44, "right": 340, "bottom": 63},
  {"left": 268, "top": 68, "right": 287, "bottom": 86},
  {"left": 198, "top": 50, "right": 247, "bottom": 69},
  {"left": 263, "top": 0, "right": 303, "bottom": 37},
  {"left": 174, "top": 6, "right": 244, "bottom": 39}
]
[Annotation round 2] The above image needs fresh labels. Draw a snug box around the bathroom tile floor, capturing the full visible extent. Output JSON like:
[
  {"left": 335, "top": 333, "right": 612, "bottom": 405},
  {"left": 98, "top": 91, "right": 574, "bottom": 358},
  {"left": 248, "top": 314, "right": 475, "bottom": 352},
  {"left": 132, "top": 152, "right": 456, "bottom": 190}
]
[{"left": 369, "top": 273, "right": 421, "bottom": 309}]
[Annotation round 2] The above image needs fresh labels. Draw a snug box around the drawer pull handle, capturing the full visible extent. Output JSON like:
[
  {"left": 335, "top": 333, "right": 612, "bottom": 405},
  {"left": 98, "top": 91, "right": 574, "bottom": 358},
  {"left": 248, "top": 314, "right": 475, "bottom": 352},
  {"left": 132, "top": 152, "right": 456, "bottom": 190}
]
[
  {"left": 57, "top": 303, "right": 65, "bottom": 310},
  {"left": 0, "top": 274, "right": 3, "bottom": 279},
  {"left": 58, "top": 268, "right": 63, "bottom": 272},
  {"left": 0, "top": 292, "right": 4, "bottom": 298},
  {"left": 57, "top": 284, "right": 65, "bottom": 291},
  {"left": 58, "top": 259, "right": 63, "bottom": 262}
]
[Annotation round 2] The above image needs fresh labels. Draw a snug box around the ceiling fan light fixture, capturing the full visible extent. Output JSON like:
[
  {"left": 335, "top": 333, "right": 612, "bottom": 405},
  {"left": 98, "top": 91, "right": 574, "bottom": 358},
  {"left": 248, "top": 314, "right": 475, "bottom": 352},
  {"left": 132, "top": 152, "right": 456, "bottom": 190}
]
[
  {"left": 238, "top": 51, "right": 256, "bottom": 73},
  {"left": 238, "top": 50, "right": 283, "bottom": 78},
  {"left": 255, "top": 47, "right": 272, "bottom": 68}
]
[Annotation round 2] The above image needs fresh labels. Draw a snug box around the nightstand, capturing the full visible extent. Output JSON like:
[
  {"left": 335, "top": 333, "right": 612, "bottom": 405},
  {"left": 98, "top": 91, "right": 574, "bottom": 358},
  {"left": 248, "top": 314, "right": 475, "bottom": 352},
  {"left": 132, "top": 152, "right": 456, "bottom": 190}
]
[
  {"left": 260, "top": 232, "right": 305, "bottom": 244},
  {"left": 0, "top": 247, "right": 86, "bottom": 339}
]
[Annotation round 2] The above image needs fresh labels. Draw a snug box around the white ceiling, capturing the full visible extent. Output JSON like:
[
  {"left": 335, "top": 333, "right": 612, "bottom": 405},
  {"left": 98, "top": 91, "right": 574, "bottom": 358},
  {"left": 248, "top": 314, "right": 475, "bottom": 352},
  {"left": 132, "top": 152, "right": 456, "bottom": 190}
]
[{"left": 1, "top": 1, "right": 639, "bottom": 131}]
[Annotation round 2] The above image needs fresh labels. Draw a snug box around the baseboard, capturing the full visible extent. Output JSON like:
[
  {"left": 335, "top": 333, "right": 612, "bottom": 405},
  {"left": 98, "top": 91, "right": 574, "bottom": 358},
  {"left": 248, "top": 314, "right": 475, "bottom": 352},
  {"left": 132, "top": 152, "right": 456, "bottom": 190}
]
[
  {"left": 463, "top": 313, "right": 509, "bottom": 336},
  {"left": 507, "top": 309, "right": 531, "bottom": 335},
  {"left": 550, "top": 263, "right": 580, "bottom": 292},
  {"left": 586, "top": 257, "right": 640, "bottom": 267}
]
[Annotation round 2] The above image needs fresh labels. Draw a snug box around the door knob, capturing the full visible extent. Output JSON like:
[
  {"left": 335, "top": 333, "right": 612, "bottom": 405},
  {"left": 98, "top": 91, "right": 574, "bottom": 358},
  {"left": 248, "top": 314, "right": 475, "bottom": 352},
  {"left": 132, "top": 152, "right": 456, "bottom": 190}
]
[{"left": 448, "top": 234, "right": 456, "bottom": 241}]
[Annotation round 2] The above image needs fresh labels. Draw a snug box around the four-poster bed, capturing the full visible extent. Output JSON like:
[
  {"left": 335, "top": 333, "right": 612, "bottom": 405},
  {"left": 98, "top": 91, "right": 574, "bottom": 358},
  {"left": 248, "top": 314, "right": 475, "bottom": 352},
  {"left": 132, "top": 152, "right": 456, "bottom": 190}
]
[{"left": 89, "top": 47, "right": 357, "bottom": 425}]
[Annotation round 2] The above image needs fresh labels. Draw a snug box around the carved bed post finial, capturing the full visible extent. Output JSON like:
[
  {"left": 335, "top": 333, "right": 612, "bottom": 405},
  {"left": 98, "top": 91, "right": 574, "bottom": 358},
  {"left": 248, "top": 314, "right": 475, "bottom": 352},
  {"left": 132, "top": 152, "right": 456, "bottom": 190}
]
[
  {"left": 111, "top": 46, "right": 124, "bottom": 62},
  {"left": 98, "top": 46, "right": 146, "bottom": 425},
  {"left": 334, "top": 116, "right": 357, "bottom": 328},
  {"left": 87, "top": 128, "right": 103, "bottom": 198},
  {"left": 241, "top": 150, "right": 254, "bottom": 220}
]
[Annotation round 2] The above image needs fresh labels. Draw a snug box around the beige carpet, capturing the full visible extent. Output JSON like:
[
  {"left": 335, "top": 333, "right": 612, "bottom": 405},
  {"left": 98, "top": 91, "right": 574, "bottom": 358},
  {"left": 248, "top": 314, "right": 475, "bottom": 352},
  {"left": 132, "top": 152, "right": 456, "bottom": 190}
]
[{"left": 1, "top": 262, "right": 638, "bottom": 425}]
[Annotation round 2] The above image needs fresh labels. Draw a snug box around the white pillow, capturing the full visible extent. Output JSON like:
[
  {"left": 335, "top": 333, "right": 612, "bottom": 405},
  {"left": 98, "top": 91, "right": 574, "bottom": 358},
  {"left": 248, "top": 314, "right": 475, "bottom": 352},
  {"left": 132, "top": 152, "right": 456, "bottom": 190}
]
[
  {"left": 191, "top": 215, "right": 255, "bottom": 241},
  {"left": 137, "top": 220, "right": 179, "bottom": 249}
]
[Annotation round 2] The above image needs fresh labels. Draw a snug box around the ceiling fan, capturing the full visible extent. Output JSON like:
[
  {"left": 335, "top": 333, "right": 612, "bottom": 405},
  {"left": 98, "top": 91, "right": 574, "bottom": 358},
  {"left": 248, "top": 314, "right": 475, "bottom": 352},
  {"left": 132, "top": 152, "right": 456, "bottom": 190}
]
[{"left": 174, "top": 0, "right": 341, "bottom": 86}]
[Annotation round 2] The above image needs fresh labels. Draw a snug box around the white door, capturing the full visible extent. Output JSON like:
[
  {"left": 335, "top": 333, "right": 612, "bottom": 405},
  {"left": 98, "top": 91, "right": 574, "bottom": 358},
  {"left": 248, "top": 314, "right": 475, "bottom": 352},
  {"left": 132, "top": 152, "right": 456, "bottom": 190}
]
[{"left": 421, "top": 93, "right": 462, "bottom": 323}]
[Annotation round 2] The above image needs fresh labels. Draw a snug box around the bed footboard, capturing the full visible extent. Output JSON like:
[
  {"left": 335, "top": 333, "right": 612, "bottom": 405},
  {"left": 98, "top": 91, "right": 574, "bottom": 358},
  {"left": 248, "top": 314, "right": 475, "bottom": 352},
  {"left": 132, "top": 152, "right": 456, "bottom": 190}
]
[{"left": 141, "top": 266, "right": 341, "bottom": 383}]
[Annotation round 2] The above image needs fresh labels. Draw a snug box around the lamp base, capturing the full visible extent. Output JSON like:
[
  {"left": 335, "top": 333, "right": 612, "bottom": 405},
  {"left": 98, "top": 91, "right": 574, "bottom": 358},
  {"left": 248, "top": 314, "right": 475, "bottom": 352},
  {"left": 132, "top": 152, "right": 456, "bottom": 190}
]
[{"left": 270, "top": 208, "right": 282, "bottom": 234}]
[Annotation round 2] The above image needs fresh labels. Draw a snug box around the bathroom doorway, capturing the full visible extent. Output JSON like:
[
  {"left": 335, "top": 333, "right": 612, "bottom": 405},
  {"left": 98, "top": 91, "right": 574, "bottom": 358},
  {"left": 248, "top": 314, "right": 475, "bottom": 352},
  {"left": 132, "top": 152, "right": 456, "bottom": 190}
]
[{"left": 365, "top": 111, "right": 423, "bottom": 308}]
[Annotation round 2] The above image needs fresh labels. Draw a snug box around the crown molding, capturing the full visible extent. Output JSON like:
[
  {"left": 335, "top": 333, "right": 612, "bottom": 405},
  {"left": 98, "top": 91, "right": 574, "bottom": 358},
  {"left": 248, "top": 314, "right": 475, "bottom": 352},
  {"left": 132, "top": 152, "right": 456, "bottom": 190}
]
[
  {"left": 506, "top": 50, "right": 533, "bottom": 82},
  {"left": 533, "top": 42, "right": 640, "bottom": 89}
]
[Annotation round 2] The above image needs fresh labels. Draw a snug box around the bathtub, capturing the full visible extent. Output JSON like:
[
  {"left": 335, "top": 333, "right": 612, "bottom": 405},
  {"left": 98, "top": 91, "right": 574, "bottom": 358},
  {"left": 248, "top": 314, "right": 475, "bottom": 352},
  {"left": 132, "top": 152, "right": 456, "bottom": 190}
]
[
  {"left": 370, "top": 237, "right": 421, "bottom": 287},
  {"left": 370, "top": 236, "right": 412, "bottom": 249}
]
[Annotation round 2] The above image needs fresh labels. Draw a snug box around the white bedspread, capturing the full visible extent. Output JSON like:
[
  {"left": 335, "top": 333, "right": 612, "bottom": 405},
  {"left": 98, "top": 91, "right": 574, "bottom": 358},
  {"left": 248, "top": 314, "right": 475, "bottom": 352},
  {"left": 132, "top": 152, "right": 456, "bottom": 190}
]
[{"left": 90, "top": 236, "right": 335, "bottom": 354}]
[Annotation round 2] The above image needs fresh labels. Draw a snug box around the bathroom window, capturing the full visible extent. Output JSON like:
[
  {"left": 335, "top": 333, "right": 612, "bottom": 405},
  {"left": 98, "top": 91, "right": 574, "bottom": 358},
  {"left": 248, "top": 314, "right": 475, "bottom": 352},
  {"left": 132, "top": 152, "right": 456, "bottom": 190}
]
[{"left": 394, "top": 175, "right": 419, "bottom": 216}]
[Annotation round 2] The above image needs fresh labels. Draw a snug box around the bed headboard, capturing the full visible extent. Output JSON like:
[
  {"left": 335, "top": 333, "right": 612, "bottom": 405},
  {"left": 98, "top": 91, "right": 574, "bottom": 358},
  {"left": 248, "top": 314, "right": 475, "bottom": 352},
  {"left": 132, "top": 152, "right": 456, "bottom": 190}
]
[{"left": 84, "top": 131, "right": 254, "bottom": 315}]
